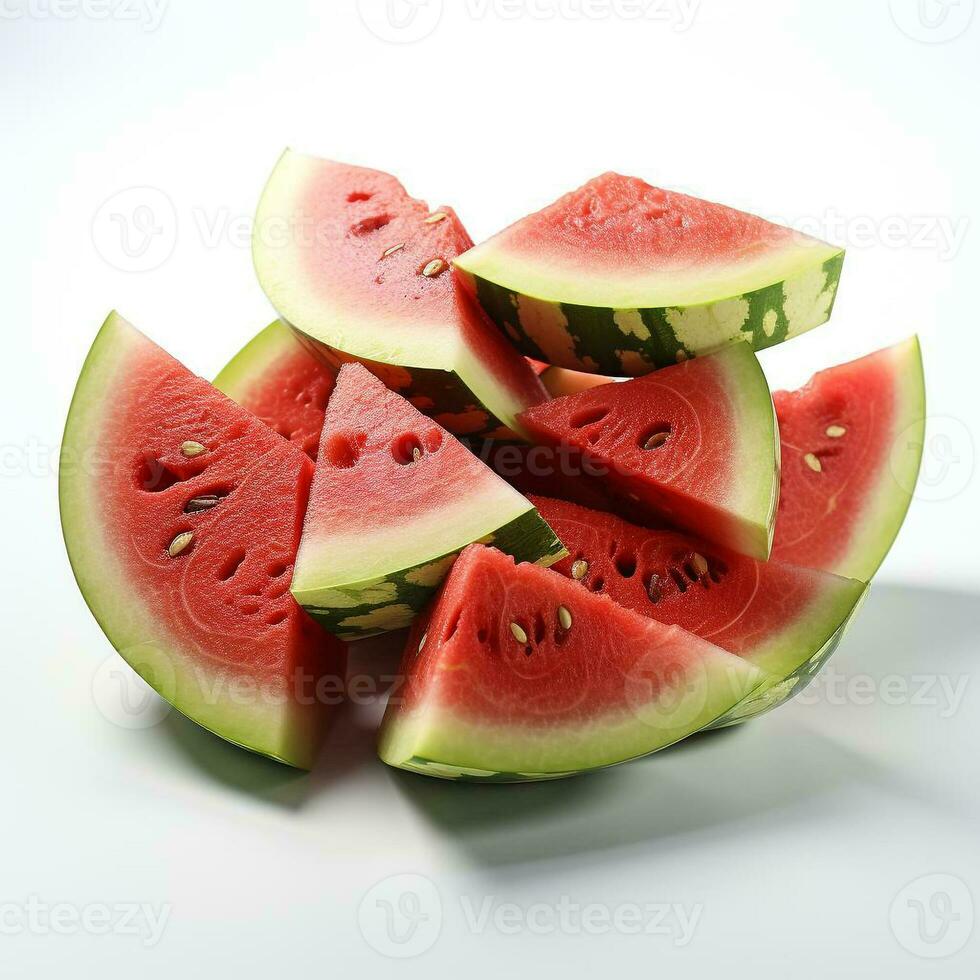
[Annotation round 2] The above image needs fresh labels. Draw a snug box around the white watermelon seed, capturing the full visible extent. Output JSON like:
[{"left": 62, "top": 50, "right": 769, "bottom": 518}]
[
  {"left": 422, "top": 259, "right": 447, "bottom": 278},
  {"left": 181, "top": 441, "right": 206, "bottom": 458},
  {"left": 418, "top": 632, "right": 427, "bottom": 654},
  {"left": 510, "top": 622, "right": 528, "bottom": 645},
  {"left": 826, "top": 425, "right": 847, "bottom": 438},
  {"left": 167, "top": 532, "right": 194, "bottom": 557},
  {"left": 692, "top": 553, "right": 709, "bottom": 576},
  {"left": 804, "top": 453, "right": 823, "bottom": 472},
  {"left": 413, "top": 447, "right": 422, "bottom": 462},
  {"left": 571, "top": 560, "right": 589, "bottom": 581},
  {"left": 558, "top": 606, "right": 572, "bottom": 631},
  {"left": 424, "top": 212, "right": 448, "bottom": 224},
  {"left": 381, "top": 243, "right": 405, "bottom": 258}
]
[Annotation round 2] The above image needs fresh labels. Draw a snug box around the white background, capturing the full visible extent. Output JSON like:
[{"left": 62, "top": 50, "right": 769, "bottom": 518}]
[{"left": 3, "top": 0, "right": 979, "bottom": 976}]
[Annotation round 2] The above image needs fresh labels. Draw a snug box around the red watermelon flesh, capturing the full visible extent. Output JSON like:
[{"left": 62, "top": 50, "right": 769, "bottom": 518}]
[
  {"left": 215, "top": 321, "right": 335, "bottom": 460},
  {"left": 477, "top": 172, "right": 807, "bottom": 280},
  {"left": 772, "top": 338, "right": 925, "bottom": 582},
  {"left": 533, "top": 496, "right": 867, "bottom": 683},
  {"left": 378, "top": 545, "right": 766, "bottom": 780},
  {"left": 518, "top": 343, "right": 779, "bottom": 559},
  {"left": 60, "top": 313, "right": 345, "bottom": 769}
]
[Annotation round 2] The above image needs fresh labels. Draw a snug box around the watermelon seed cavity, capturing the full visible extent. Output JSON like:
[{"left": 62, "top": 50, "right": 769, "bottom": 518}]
[
  {"left": 640, "top": 425, "right": 671, "bottom": 451},
  {"left": 570, "top": 406, "right": 609, "bottom": 428},
  {"left": 422, "top": 259, "right": 448, "bottom": 278},
  {"left": 392, "top": 433, "right": 424, "bottom": 465},
  {"left": 167, "top": 532, "right": 194, "bottom": 558}
]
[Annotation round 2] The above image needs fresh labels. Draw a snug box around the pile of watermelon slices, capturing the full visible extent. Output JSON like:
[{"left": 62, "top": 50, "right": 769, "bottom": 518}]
[{"left": 61, "top": 153, "right": 926, "bottom": 781}]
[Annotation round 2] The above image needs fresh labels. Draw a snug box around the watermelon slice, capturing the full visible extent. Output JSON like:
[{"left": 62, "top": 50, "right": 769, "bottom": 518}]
[
  {"left": 533, "top": 496, "right": 867, "bottom": 724},
  {"left": 60, "top": 313, "right": 345, "bottom": 769},
  {"left": 215, "top": 320, "right": 335, "bottom": 460},
  {"left": 772, "top": 337, "right": 925, "bottom": 581},
  {"left": 455, "top": 172, "right": 845, "bottom": 375},
  {"left": 518, "top": 343, "right": 779, "bottom": 559},
  {"left": 378, "top": 546, "right": 768, "bottom": 781},
  {"left": 253, "top": 151, "right": 548, "bottom": 439},
  {"left": 291, "top": 364, "right": 566, "bottom": 641}
]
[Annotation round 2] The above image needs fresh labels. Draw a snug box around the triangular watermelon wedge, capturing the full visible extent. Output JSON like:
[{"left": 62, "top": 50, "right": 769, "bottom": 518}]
[
  {"left": 60, "top": 313, "right": 345, "bottom": 769},
  {"left": 291, "top": 364, "right": 567, "bottom": 640},
  {"left": 518, "top": 343, "right": 779, "bottom": 559},
  {"left": 378, "top": 545, "right": 769, "bottom": 781},
  {"left": 773, "top": 337, "right": 926, "bottom": 581},
  {"left": 253, "top": 151, "right": 547, "bottom": 439}
]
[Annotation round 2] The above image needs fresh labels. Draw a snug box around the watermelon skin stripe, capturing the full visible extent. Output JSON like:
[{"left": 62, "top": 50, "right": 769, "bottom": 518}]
[
  {"left": 297, "top": 508, "right": 567, "bottom": 641},
  {"left": 460, "top": 252, "right": 845, "bottom": 376}
]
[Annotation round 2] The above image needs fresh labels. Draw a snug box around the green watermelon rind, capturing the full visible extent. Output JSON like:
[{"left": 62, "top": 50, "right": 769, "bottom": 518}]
[
  {"left": 379, "top": 655, "right": 772, "bottom": 782},
  {"left": 293, "top": 506, "right": 567, "bottom": 641},
  {"left": 60, "top": 313, "right": 324, "bottom": 769},
  {"left": 456, "top": 252, "right": 845, "bottom": 376}
]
